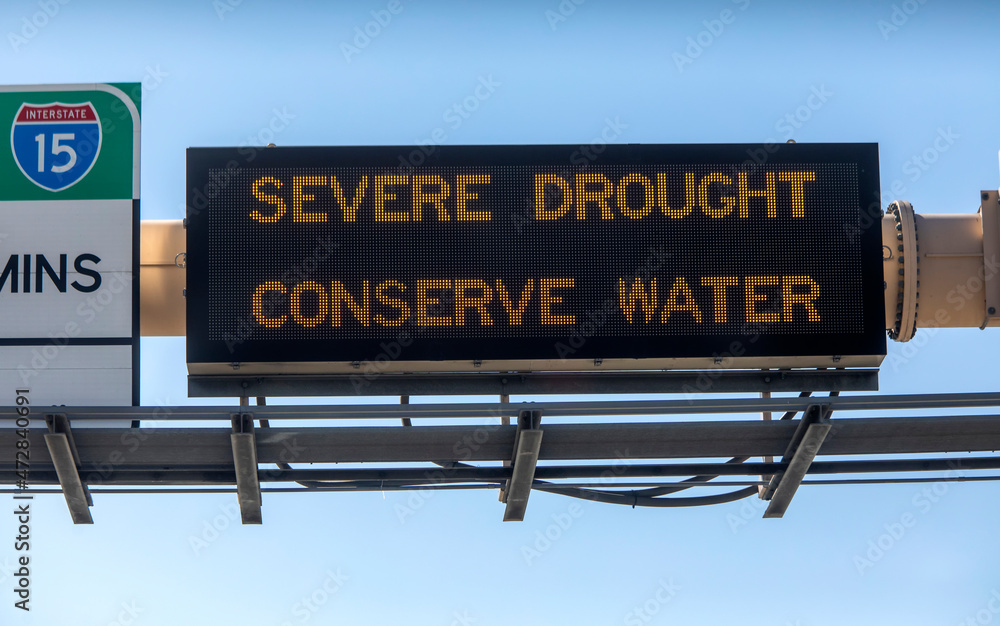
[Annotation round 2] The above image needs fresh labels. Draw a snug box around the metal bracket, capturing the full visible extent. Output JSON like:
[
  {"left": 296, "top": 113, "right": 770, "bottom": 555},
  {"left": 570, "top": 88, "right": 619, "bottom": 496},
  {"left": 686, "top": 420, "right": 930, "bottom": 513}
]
[
  {"left": 230, "top": 413, "right": 262, "bottom": 524},
  {"left": 979, "top": 190, "right": 1000, "bottom": 328},
  {"left": 761, "top": 404, "right": 833, "bottom": 518},
  {"left": 501, "top": 409, "right": 543, "bottom": 522},
  {"left": 758, "top": 390, "right": 772, "bottom": 499},
  {"left": 43, "top": 414, "right": 93, "bottom": 524},
  {"left": 887, "top": 200, "right": 919, "bottom": 342}
]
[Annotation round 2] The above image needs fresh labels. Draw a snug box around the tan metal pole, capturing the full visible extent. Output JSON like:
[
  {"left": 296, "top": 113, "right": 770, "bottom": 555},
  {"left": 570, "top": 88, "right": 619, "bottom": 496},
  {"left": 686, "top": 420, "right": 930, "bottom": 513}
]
[{"left": 142, "top": 195, "right": 1000, "bottom": 341}]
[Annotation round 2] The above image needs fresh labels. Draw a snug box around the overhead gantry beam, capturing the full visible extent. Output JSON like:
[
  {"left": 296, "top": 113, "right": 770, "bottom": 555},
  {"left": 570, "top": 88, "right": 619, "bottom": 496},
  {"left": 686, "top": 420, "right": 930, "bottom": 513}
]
[
  {"left": 7, "top": 414, "right": 1000, "bottom": 467},
  {"left": 9, "top": 456, "right": 1000, "bottom": 488},
  {"left": 42, "top": 414, "right": 93, "bottom": 524},
  {"left": 141, "top": 207, "right": 1000, "bottom": 342},
  {"left": 5, "top": 401, "right": 1000, "bottom": 521}
]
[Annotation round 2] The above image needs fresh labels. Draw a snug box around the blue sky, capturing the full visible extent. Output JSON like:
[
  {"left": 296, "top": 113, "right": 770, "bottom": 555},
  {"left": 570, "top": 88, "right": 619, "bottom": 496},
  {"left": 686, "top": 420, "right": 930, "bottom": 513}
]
[{"left": 3, "top": 0, "right": 1000, "bottom": 624}]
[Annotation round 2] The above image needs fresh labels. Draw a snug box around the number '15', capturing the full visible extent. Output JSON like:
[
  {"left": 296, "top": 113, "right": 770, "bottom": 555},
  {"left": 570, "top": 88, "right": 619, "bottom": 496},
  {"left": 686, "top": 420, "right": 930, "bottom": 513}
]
[{"left": 34, "top": 133, "right": 77, "bottom": 173}]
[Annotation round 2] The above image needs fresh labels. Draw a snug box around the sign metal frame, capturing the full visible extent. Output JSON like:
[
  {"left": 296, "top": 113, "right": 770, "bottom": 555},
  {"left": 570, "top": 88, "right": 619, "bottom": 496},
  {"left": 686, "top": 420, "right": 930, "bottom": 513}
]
[{"left": 186, "top": 143, "right": 885, "bottom": 385}]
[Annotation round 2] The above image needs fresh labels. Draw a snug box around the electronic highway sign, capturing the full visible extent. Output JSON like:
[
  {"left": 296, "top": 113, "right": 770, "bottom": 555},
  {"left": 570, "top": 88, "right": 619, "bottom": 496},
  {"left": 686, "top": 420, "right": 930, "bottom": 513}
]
[{"left": 186, "top": 143, "right": 885, "bottom": 376}]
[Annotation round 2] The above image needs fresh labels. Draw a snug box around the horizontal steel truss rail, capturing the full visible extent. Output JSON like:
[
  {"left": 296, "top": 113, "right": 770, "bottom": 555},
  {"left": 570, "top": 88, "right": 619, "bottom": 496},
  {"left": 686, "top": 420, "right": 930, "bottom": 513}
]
[
  {"left": 12, "top": 475, "right": 1000, "bottom": 495},
  {"left": 0, "top": 415, "right": 998, "bottom": 469},
  {"left": 0, "top": 457, "right": 996, "bottom": 486},
  {"left": 4, "top": 391, "right": 1000, "bottom": 421}
]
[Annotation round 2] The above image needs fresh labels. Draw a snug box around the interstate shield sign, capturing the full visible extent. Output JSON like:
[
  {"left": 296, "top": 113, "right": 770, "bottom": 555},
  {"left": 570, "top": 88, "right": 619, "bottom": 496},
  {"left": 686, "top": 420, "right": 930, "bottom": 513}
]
[{"left": 10, "top": 101, "right": 102, "bottom": 192}]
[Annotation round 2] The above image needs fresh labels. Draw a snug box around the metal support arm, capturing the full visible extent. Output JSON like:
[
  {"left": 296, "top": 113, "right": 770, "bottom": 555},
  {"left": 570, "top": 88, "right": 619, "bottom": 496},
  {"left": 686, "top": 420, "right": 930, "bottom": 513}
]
[
  {"left": 762, "top": 404, "right": 833, "bottom": 518},
  {"left": 231, "top": 413, "right": 262, "bottom": 524},
  {"left": 43, "top": 414, "right": 93, "bottom": 524},
  {"left": 503, "top": 410, "right": 543, "bottom": 522}
]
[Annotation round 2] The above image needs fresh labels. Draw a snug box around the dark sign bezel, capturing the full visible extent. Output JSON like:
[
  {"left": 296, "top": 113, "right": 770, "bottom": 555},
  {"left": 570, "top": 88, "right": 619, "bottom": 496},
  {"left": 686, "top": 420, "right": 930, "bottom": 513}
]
[{"left": 186, "top": 143, "right": 885, "bottom": 373}]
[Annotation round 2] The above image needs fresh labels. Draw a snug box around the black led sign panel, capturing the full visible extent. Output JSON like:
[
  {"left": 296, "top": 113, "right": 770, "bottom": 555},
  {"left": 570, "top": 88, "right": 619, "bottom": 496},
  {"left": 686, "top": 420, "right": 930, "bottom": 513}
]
[{"left": 186, "top": 144, "right": 885, "bottom": 374}]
